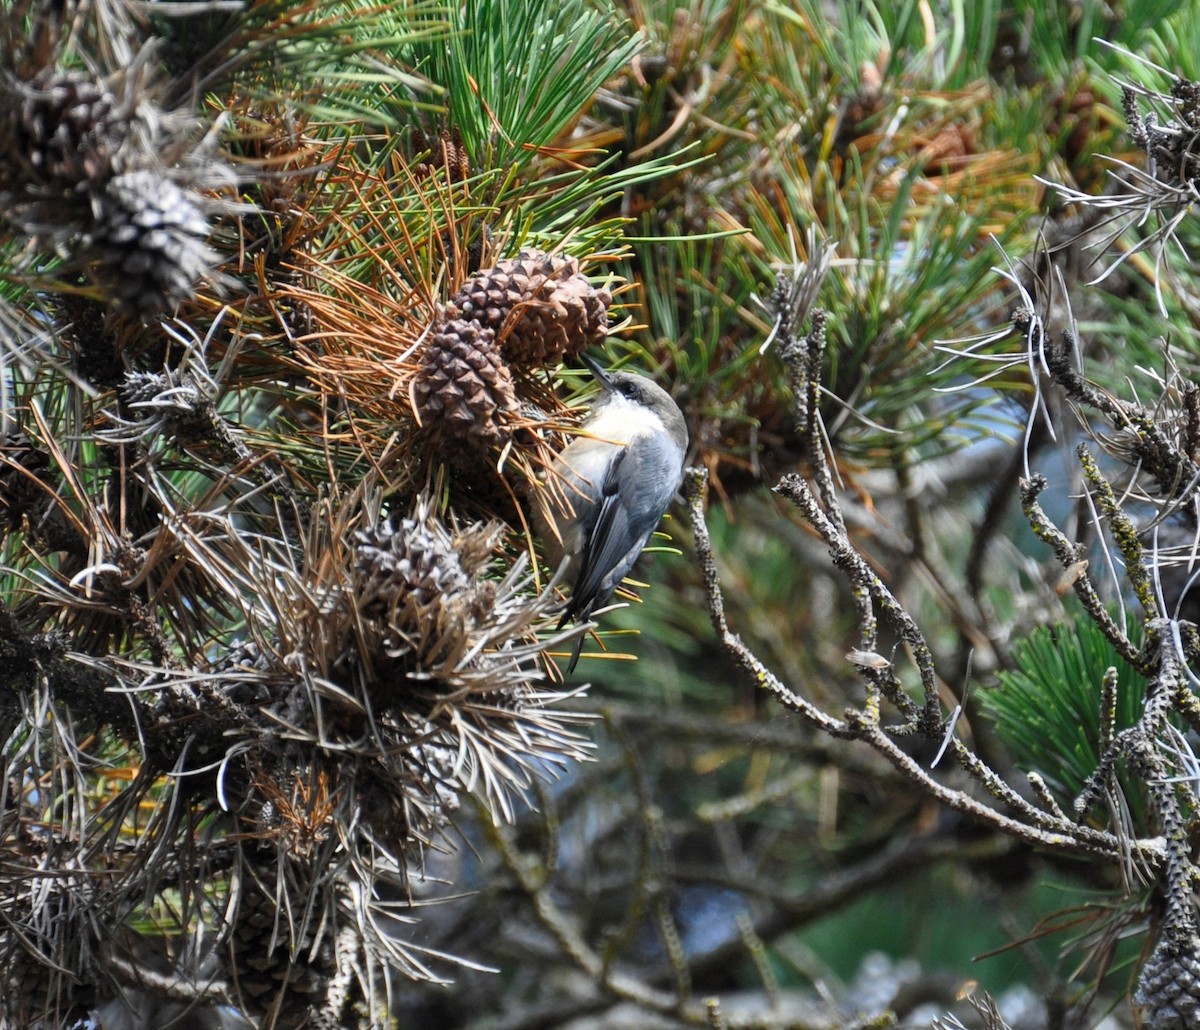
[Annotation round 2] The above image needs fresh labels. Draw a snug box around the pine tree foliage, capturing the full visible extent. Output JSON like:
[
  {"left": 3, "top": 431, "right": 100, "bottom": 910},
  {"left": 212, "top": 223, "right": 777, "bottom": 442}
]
[{"left": 0, "top": 1, "right": 617, "bottom": 1024}]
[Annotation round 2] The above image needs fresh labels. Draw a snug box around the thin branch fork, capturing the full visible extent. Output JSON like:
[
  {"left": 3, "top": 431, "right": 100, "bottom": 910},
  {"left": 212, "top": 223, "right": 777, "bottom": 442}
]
[
  {"left": 684, "top": 467, "right": 852, "bottom": 740},
  {"left": 773, "top": 471, "right": 941, "bottom": 736},
  {"left": 686, "top": 465, "right": 1166, "bottom": 867}
]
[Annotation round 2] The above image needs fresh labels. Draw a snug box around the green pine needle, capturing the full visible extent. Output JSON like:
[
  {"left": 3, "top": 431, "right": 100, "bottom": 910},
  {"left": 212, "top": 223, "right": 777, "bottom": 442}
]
[{"left": 984, "top": 607, "right": 1148, "bottom": 817}]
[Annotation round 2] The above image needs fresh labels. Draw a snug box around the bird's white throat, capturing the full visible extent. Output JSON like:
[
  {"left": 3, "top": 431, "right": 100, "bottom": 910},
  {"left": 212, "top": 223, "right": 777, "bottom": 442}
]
[{"left": 585, "top": 395, "right": 669, "bottom": 444}]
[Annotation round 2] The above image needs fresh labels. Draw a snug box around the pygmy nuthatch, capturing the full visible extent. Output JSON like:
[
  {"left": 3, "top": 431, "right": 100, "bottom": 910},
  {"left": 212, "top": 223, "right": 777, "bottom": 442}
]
[{"left": 541, "top": 354, "right": 689, "bottom": 672}]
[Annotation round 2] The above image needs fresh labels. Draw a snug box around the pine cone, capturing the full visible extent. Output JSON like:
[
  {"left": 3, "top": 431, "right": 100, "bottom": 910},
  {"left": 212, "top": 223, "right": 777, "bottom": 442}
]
[
  {"left": 1135, "top": 936, "right": 1200, "bottom": 1028},
  {"left": 0, "top": 433, "right": 51, "bottom": 529},
  {"left": 449, "top": 249, "right": 611, "bottom": 366},
  {"left": 210, "top": 640, "right": 274, "bottom": 707},
  {"left": 355, "top": 512, "right": 501, "bottom": 669},
  {"left": 355, "top": 517, "right": 473, "bottom": 614},
  {"left": 86, "top": 169, "right": 214, "bottom": 317},
  {"left": 7, "top": 69, "right": 124, "bottom": 192},
  {"left": 412, "top": 318, "right": 517, "bottom": 442},
  {"left": 1124, "top": 80, "right": 1200, "bottom": 191},
  {"left": 2, "top": 949, "right": 53, "bottom": 1027},
  {"left": 412, "top": 125, "right": 470, "bottom": 183},
  {"left": 406, "top": 739, "right": 460, "bottom": 816},
  {"left": 228, "top": 857, "right": 332, "bottom": 1028}
]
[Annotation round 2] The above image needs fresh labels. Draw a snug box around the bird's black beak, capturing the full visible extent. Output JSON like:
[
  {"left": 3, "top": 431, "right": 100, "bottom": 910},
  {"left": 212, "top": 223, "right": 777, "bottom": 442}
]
[{"left": 580, "top": 352, "right": 615, "bottom": 392}]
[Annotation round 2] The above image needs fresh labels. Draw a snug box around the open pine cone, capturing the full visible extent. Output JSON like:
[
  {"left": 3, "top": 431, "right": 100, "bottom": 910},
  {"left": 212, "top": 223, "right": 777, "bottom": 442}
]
[
  {"left": 448, "top": 249, "right": 611, "bottom": 367},
  {"left": 86, "top": 170, "right": 215, "bottom": 317},
  {"left": 7, "top": 69, "right": 125, "bottom": 192}
]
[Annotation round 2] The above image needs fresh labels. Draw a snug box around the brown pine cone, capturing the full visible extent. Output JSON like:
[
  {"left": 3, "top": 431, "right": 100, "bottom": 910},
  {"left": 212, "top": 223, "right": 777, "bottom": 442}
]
[
  {"left": 449, "top": 249, "right": 611, "bottom": 366},
  {"left": 412, "top": 317, "right": 518, "bottom": 443}
]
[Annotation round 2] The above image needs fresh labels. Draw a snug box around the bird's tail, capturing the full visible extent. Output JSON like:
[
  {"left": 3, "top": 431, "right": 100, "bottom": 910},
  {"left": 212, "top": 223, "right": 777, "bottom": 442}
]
[{"left": 566, "top": 632, "right": 586, "bottom": 674}]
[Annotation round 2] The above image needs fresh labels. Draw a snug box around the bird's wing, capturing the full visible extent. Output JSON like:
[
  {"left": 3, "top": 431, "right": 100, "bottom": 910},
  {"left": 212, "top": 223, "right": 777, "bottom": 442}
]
[
  {"left": 567, "top": 436, "right": 684, "bottom": 624},
  {"left": 557, "top": 437, "right": 683, "bottom": 671},
  {"left": 559, "top": 449, "right": 635, "bottom": 622}
]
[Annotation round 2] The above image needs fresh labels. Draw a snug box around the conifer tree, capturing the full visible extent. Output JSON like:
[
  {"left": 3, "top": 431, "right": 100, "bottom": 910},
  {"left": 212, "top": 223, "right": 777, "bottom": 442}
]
[{"left": 5, "top": 2, "right": 1200, "bottom": 1028}]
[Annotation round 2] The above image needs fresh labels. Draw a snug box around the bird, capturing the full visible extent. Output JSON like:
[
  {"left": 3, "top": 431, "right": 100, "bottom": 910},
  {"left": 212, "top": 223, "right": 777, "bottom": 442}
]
[{"left": 540, "top": 354, "right": 688, "bottom": 672}]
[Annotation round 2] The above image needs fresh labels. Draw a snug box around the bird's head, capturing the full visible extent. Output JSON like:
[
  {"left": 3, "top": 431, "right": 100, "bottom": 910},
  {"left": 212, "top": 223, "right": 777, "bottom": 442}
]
[{"left": 580, "top": 353, "right": 688, "bottom": 452}]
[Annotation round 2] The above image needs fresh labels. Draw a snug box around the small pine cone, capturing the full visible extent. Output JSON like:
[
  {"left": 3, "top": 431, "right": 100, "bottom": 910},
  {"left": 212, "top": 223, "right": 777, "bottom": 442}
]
[
  {"left": 2, "top": 949, "right": 53, "bottom": 1028},
  {"left": 355, "top": 518, "right": 473, "bottom": 615},
  {"left": 449, "top": 249, "right": 611, "bottom": 366},
  {"left": 121, "top": 369, "right": 179, "bottom": 406},
  {"left": 411, "top": 125, "right": 470, "bottom": 183},
  {"left": 412, "top": 318, "right": 517, "bottom": 442},
  {"left": 86, "top": 169, "right": 214, "bottom": 317},
  {"left": 355, "top": 515, "right": 500, "bottom": 665},
  {"left": 211, "top": 640, "right": 273, "bottom": 706},
  {"left": 405, "top": 738, "right": 461, "bottom": 821},
  {"left": 1175, "top": 79, "right": 1200, "bottom": 132},
  {"left": 7, "top": 69, "right": 124, "bottom": 192},
  {"left": 0, "top": 433, "right": 51, "bottom": 528},
  {"left": 408, "top": 739, "right": 458, "bottom": 811},
  {"left": 1135, "top": 936, "right": 1200, "bottom": 1028}
]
